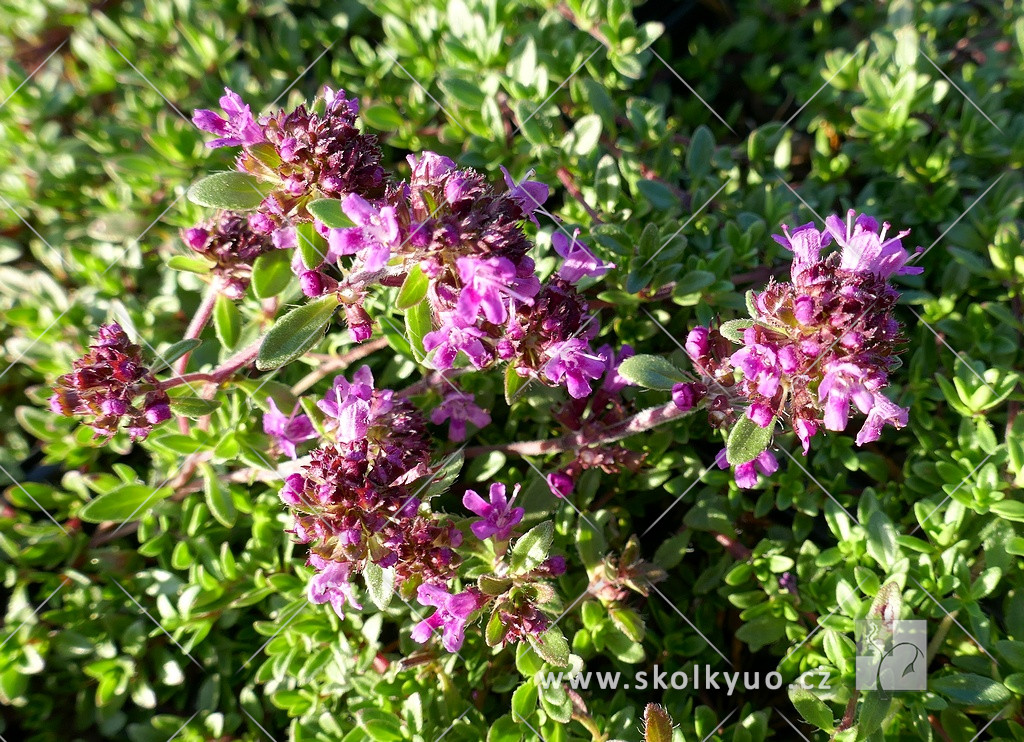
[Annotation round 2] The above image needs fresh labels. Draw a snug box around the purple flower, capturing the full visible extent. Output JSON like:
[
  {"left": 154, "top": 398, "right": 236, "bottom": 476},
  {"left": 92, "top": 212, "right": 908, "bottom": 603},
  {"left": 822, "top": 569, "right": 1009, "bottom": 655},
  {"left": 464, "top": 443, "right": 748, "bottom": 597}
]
[
  {"left": 542, "top": 338, "right": 606, "bottom": 399},
  {"left": 192, "top": 88, "right": 265, "bottom": 149},
  {"left": 794, "top": 417, "right": 818, "bottom": 454},
  {"left": 407, "top": 151, "right": 456, "bottom": 184},
  {"left": 500, "top": 166, "right": 549, "bottom": 225},
  {"left": 717, "top": 448, "right": 778, "bottom": 489},
  {"left": 855, "top": 394, "right": 909, "bottom": 446},
  {"left": 328, "top": 194, "right": 401, "bottom": 272},
  {"left": 455, "top": 256, "right": 538, "bottom": 324},
  {"left": 824, "top": 209, "right": 923, "bottom": 278},
  {"left": 747, "top": 402, "right": 775, "bottom": 428},
  {"left": 818, "top": 361, "right": 877, "bottom": 432},
  {"left": 317, "top": 366, "right": 384, "bottom": 442},
  {"left": 730, "top": 332, "right": 782, "bottom": 398},
  {"left": 686, "top": 327, "right": 710, "bottom": 361},
  {"left": 279, "top": 473, "right": 306, "bottom": 507},
  {"left": 672, "top": 382, "right": 708, "bottom": 411},
  {"left": 263, "top": 398, "right": 317, "bottom": 458},
  {"left": 307, "top": 555, "right": 362, "bottom": 618},
  {"left": 462, "top": 482, "right": 525, "bottom": 541},
  {"left": 430, "top": 391, "right": 491, "bottom": 442},
  {"left": 423, "top": 313, "right": 492, "bottom": 370},
  {"left": 771, "top": 221, "right": 827, "bottom": 273},
  {"left": 410, "top": 584, "right": 481, "bottom": 652},
  {"left": 552, "top": 230, "right": 613, "bottom": 283},
  {"left": 545, "top": 471, "right": 574, "bottom": 499},
  {"left": 600, "top": 344, "right": 635, "bottom": 393}
]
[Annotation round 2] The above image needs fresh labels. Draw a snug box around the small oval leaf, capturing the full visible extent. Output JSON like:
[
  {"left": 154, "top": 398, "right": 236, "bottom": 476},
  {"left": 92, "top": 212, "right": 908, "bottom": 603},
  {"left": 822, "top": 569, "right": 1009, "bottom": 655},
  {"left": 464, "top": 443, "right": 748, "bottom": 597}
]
[
  {"left": 307, "top": 198, "right": 356, "bottom": 229},
  {"left": 78, "top": 484, "right": 173, "bottom": 523},
  {"left": 187, "top": 172, "right": 276, "bottom": 210},
  {"left": 725, "top": 414, "right": 775, "bottom": 466},
  {"left": 616, "top": 354, "right": 687, "bottom": 390},
  {"left": 256, "top": 295, "right": 340, "bottom": 370}
]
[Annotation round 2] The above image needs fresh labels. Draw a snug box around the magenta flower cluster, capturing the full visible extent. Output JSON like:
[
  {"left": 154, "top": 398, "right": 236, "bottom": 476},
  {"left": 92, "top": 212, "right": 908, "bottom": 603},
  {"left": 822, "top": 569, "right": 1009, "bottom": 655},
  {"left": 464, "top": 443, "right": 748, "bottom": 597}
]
[
  {"left": 49, "top": 324, "right": 171, "bottom": 440},
  {"left": 181, "top": 212, "right": 276, "bottom": 299},
  {"left": 265, "top": 367, "right": 564, "bottom": 653},
  {"left": 686, "top": 211, "right": 918, "bottom": 486},
  {"left": 277, "top": 366, "right": 463, "bottom": 617},
  {"left": 194, "top": 87, "right": 386, "bottom": 217},
  {"left": 192, "top": 86, "right": 614, "bottom": 400}
]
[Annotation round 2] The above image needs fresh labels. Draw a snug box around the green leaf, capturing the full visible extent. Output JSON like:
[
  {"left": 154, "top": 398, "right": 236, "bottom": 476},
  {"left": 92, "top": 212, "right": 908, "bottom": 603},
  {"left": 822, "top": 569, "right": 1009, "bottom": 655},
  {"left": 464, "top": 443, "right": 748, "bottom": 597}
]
[
  {"left": 686, "top": 125, "right": 715, "bottom": 178},
  {"left": 396, "top": 265, "right": 429, "bottom": 310},
  {"left": 990, "top": 500, "right": 1024, "bottom": 522},
  {"left": 251, "top": 251, "right": 293, "bottom": 299},
  {"left": 866, "top": 510, "right": 898, "bottom": 566},
  {"left": 296, "top": 221, "right": 327, "bottom": 269},
  {"left": 644, "top": 704, "right": 674, "bottom": 742},
  {"left": 79, "top": 484, "right": 173, "bottom": 523},
  {"left": 355, "top": 709, "right": 403, "bottom": 741},
  {"left": 527, "top": 626, "right": 570, "bottom": 667},
  {"left": 719, "top": 318, "right": 757, "bottom": 343},
  {"left": 930, "top": 673, "right": 1012, "bottom": 707},
  {"left": 199, "top": 463, "right": 235, "bottom": 527},
  {"left": 307, "top": 199, "right": 355, "bottom": 229},
  {"left": 187, "top": 171, "right": 276, "bottom": 210},
  {"left": 616, "top": 354, "right": 687, "bottom": 390},
  {"left": 511, "top": 681, "right": 538, "bottom": 722},
  {"left": 856, "top": 692, "right": 891, "bottom": 738},
  {"left": 509, "top": 521, "right": 553, "bottom": 574},
  {"left": 256, "top": 295, "right": 340, "bottom": 370},
  {"left": 213, "top": 294, "right": 242, "bottom": 349},
  {"left": 404, "top": 300, "right": 433, "bottom": 363},
  {"left": 504, "top": 364, "right": 530, "bottom": 404},
  {"left": 169, "top": 397, "right": 221, "bottom": 418},
  {"left": 149, "top": 339, "right": 202, "bottom": 373},
  {"left": 568, "top": 114, "right": 602, "bottom": 157},
  {"left": 789, "top": 687, "right": 834, "bottom": 732},
  {"left": 486, "top": 607, "right": 508, "bottom": 646},
  {"left": 361, "top": 104, "right": 404, "bottom": 131},
  {"left": 726, "top": 415, "right": 775, "bottom": 466},
  {"left": 424, "top": 451, "right": 464, "bottom": 498},
  {"left": 167, "top": 255, "right": 215, "bottom": 274},
  {"left": 363, "top": 561, "right": 395, "bottom": 610}
]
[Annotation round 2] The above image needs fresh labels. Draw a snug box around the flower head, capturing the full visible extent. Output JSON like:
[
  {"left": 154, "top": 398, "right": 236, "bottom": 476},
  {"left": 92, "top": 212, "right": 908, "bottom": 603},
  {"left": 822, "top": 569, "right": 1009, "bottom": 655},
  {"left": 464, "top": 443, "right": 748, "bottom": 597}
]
[
  {"left": 181, "top": 212, "right": 276, "bottom": 299},
  {"left": 463, "top": 482, "right": 525, "bottom": 541},
  {"left": 691, "top": 212, "right": 914, "bottom": 485},
  {"left": 49, "top": 323, "right": 171, "bottom": 440}
]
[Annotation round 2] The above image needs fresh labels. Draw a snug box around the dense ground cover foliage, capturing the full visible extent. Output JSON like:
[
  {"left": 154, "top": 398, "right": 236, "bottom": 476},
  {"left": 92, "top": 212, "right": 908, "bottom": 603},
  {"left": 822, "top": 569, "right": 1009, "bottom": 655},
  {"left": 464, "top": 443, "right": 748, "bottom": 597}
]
[{"left": 2, "top": 1, "right": 1023, "bottom": 740}]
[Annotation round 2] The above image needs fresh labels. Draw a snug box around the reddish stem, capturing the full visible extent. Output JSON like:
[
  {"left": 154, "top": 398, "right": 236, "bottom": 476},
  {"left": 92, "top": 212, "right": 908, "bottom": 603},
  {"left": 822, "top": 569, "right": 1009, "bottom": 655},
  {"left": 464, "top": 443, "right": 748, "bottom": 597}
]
[{"left": 463, "top": 400, "right": 700, "bottom": 457}]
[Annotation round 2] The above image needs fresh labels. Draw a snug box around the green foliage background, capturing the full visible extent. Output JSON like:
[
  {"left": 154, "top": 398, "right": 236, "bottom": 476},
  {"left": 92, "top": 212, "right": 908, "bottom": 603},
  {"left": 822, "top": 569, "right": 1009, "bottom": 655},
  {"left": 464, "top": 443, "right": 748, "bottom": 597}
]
[{"left": 1, "top": 0, "right": 1023, "bottom": 739}]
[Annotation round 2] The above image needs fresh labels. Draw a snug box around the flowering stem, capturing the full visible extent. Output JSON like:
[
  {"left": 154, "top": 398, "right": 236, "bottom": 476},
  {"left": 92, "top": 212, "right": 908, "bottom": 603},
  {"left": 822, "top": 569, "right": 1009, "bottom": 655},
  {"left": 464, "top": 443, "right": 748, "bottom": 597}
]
[
  {"left": 556, "top": 167, "right": 603, "bottom": 224},
  {"left": 160, "top": 340, "right": 260, "bottom": 390},
  {"left": 173, "top": 280, "right": 220, "bottom": 377},
  {"left": 464, "top": 400, "right": 703, "bottom": 457}
]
